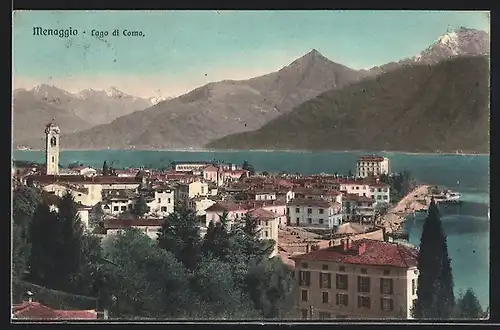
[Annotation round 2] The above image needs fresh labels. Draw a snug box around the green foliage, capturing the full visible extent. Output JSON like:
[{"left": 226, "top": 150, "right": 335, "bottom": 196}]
[
  {"left": 157, "top": 203, "right": 201, "bottom": 270},
  {"left": 101, "top": 229, "right": 195, "bottom": 318},
  {"left": 244, "top": 257, "right": 297, "bottom": 319},
  {"left": 380, "top": 171, "right": 416, "bottom": 203},
  {"left": 27, "top": 202, "right": 60, "bottom": 287},
  {"left": 27, "top": 192, "right": 86, "bottom": 293},
  {"left": 454, "top": 288, "right": 483, "bottom": 319},
  {"left": 12, "top": 186, "right": 41, "bottom": 278},
  {"left": 133, "top": 194, "right": 148, "bottom": 217},
  {"left": 414, "top": 199, "right": 455, "bottom": 319}
]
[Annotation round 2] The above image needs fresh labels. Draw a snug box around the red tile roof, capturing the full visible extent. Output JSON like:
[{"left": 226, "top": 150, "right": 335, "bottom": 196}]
[
  {"left": 104, "top": 218, "right": 165, "bottom": 229},
  {"left": 205, "top": 201, "right": 245, "bottom": 212},
  {"left": 291, "top": 239, "right": 418, "bottom": 268},
  {"left": 358, "top": 156, "right": 385, "bottom": 162},
  {"left": 248, "top": 208, "right": 279, "bottom": 220},
  {"left": 12, "top": 302, "right": 98, "bottom": 320},
  {"left": 28, "top": 175, "right": 142, "bottom": 185},
  {"left": 288, "top": 198, "right": 336, "bottom": 208},
  {"left": 238, "top": 199, "right": 286, "bottom": 209}
]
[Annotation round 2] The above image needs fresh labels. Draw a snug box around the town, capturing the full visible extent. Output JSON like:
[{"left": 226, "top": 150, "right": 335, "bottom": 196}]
[{"left": 11, "top": 121, "right": 481, "bottom": 321}]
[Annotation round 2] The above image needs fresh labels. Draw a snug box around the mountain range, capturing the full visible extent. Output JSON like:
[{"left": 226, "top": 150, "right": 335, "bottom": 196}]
[
  {"left": 14, "top": 27, "right": 490, "bottom": 152},
  {"left": 207, "top": 55, "right": 490, "bottom": 154},
  {"left": 13, "top": 85, "right": 153, "bottom": 142}
]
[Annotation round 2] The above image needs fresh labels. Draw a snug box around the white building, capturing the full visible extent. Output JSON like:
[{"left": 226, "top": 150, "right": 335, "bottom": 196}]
[
  {"left": 356, "top": 156, "right": 390, "bottom": 178},
  {"left": 176, "top": 180, "right": 209, "bottom": 203},
  {"left": 173, "top": 161, "right": 212, "bottom": 173},
  {"left": 287, "top": 198, "right": 343, "bottom": 228},
  {"left": 339, "top": 181, "right": 390, "bottom": 206}
]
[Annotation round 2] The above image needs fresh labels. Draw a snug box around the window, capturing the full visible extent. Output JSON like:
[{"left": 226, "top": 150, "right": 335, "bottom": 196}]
[
  {"left": 336, "top": 274, "right": 348, "bottom": 290},
  {"left": 307, "top": 208, "right": 312, "bottom": 214},
  {"left": 357, "top": 296, "right": 371, "bottom": 308},
  {"left": 322, "top": 264, "right": 328, "bottom": 270},
  {"left": 296, "top": 217, "right": 299, "bottom": 224},
  {"left": 336, "top": 293, "right": 348, "bottom": 306},
  {"left": 168, "top": 198, "right": 171, "bottom": 203},
  {"left": 300, "top": 309, "right": 308, "bottom": 320},
  {"left": 113, "top": 206, "right": 118, "bottom": 211},
  {"left": 413, "top": 299, "right": 418, "bottom": 310},
  {"left": 380, "top": 278, "right": 393, "bottom": 295},
  {"left": 103, "top": 205, "right": 110, "bottom": 209},
  {"left": 361, "top": 268, "right": 368, "bottom": 274},
  {"left": 357, "top": 276, "right": 370, "bottom": 293},
  {"left": 380, "top": 297, "right": 394, "bottom": 311},
  {"left": 287, "top": 207, "right": 290, "bottom": 214},
  {"left": 319, "top": 208, "right": 324, "bottom": 214},
  {"left": 412, "top": 279, "right": 417, "bottom": 295},
  {"left": 299, "top": 271, "right": 311, "bottom": 286},
  {"left": 78, "top": 193, "right": 82, "bottom": 196},
  {"left": 121, "top": 206, "right": 126, "bottom": 211},
  {"left": 308, "top": 218, "right": 312, "bottom": 224},
  {"left": 158, "top": 198, "right": 162, "bottom": 203},
  {"left": 322, "top": 292, "right": 329, "bottom": 303},
  {"left": 264, "top": 231, "right": 269, "bottom": 237},
  {"left": 128, "top": 204, "right": 133, "bottom": 209},
  {"left": 301, "top": 289, "right": 308, "bottom": 302},
  {"left": 318, "top": 312, "right": 331, "bottom": 320},
  {"left": 161, "top": 206, "right": 167, "bottom": 212},
  {"left": 319, "top": 219, "right": 324, "bottom": 224},
  {"left": 383, "top": 269, "right": 390, "bottom": 275},
  {"left": 370, "top": 188, "right": 374, "bottom": 192},
  {"left": 377, "top": 195, "right": 382, "bottom": 200},
  {"left": 383, "top": 195, "right": 388, "bottom": 200},
  {"left": 301, "top": 262, "right": 309, "bottom": 269},
  {"left": 265, "top": 220, "right": 269, "bottom": 226},
  {"left": 51, "top": 156, "right": 55, "bottom": 163},
  {"left": 319, "top": 273, "right": 332, "bottom": 289},
  {"left": 296, "top": 207, "right": 300, "bottom": 213},
  {"left": 338, "top": 266, "right": 346, "bottom": 272}
]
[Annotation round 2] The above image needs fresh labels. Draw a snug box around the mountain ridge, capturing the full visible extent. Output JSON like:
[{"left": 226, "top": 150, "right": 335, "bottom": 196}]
[{"left": 206, "top": 55, "right": 490, "bottom": 154}]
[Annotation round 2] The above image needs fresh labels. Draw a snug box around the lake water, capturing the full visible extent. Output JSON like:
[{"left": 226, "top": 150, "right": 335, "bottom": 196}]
[{"left": 13, "top": 149, "right": 490, "bottom": 309}]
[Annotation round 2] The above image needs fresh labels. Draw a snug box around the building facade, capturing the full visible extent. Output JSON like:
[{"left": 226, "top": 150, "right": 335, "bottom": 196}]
[
  {"left": 356, "top": 156, "right": 390, "bottom": 178},
  {"left": 287, "top": 198, "right": 343, "bottom": 228},
  {"left": 291, "top": 239, "right": 419, "bottom": 320}
]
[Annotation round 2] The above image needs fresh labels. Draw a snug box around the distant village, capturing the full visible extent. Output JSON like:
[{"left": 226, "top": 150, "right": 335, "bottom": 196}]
[{"left": 13, "top": 121, "right": 436, "bottom": 320}]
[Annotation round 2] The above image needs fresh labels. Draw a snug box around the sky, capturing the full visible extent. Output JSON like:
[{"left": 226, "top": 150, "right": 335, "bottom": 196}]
[{"left": 12, "top": 10, "right": 489, "bottom": 98}]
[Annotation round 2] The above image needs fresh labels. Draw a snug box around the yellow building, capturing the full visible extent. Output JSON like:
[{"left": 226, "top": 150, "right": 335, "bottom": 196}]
[{"left": 291, "top": 239, "right": 419, "bottom": 320}]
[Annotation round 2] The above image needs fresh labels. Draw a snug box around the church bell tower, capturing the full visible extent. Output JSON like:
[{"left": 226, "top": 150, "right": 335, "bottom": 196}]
[{"left": 45, "top": 120, "right": 60, "bottom": 175}]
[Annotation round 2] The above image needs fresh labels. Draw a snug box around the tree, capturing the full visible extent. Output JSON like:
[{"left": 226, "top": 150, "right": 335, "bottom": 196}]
[
  {"left": 133, "top": 194, "right": 148, "bottom": 217},
  {"left": 414, "top": 199, "right": 455, "bottom": 319},
  {"left": 27, "top": 202, "right": 60, "bottom": 287},
  {"left": 103, "top": 161, "right": 109, "bottom": 176},
  {"left": 454, "top": 288, "right": 483, "bottom": 319},
  {"left": 157, "top": 203, "right": 201, "bottom": 270},
  {"left": 54, "top": 191, "right": 85, "bottom": 292},
  {"left": 347, "top": 169, "right": 353, "bottom": 177},
  {"left": 242, "top": 161, "right": 255, "bottom": 176},
  {"left": 244, "top": 257, "right": 297, "bottom": 319},
  {"left": 12, "top": 187, "right": 41, "bottom": 278},
  {"left": 101, "top": 229, "right": 194, "bottom": 318}
]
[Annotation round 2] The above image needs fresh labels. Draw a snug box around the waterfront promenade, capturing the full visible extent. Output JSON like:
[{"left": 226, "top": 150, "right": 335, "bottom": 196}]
[{"left": 381, "top": 185, "right": 430, "bottom": 233}]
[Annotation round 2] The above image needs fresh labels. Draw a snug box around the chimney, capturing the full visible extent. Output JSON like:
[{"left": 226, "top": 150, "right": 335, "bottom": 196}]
[{"left": 357, "top": 242, "right": 367, "bottom": 255}]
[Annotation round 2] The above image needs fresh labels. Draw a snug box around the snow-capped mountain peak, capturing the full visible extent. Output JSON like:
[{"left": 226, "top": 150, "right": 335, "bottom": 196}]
[{"left": 105, "top": 86, "right": 124, "bottom": 98}]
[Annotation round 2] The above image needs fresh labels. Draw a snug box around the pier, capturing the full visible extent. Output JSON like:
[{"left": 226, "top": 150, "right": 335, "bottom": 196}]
[{"left": 380, "top": 185, "right": 430, "bottom": 234}]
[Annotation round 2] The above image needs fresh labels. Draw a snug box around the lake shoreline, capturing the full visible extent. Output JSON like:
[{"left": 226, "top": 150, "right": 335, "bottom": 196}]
[{"left": 15, "top": 148, "right": 489, "bottom": 157}]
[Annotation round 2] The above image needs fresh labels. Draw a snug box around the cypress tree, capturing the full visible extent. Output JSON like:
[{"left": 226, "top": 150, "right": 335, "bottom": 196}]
[
  {"left": 414, "top": 198, "right": 455, "bottom": 319},
  {"left": 55, "top": 191, "right": 85, "bottom": 291},
  {"left": 27, "top": 202, "right": 60, "bottom": 287},
  {"left": 103, "top": 161, "right": 109, "bottom": 176},
  {"left": 133, "top": 194, "right": 149, "bottom": 217},
  {"left": 455, "top": 288, "right": 483, "bottom": 319}
]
